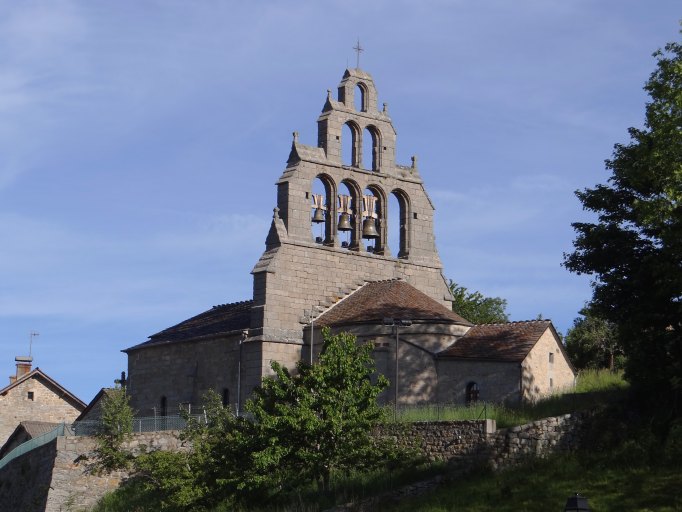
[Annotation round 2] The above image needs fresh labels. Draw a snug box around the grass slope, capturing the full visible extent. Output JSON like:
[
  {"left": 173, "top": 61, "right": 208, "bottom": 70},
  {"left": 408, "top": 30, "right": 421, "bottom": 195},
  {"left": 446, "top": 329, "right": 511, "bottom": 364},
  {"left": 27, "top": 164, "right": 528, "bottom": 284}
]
[{"left": 382, "top": 449, "right": 682, "bottom": 511}]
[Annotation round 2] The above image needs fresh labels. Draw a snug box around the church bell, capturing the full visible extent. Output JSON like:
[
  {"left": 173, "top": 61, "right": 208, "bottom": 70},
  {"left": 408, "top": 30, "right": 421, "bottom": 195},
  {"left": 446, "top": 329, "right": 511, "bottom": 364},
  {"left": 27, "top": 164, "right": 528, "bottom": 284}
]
[
  {"left": 312, "top": 208, "right": 325, "bottom": 223},
  {"left": 362, "top": 218, "right": 379, "bottom": 239},
  {"left": 361, "top": 193, "right": 379, "bottom": 239},
  {"left": 311, "top": 193, "right": 326, "bottom": 223},
  {"left": 338, "top": 213, "right": 352, "bottom": 231}
]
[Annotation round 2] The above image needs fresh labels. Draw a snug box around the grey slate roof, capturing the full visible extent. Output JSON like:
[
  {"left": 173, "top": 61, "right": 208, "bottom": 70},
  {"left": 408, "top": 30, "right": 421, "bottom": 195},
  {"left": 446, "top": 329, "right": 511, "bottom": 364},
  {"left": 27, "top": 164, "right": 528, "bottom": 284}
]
[{"left": 124, "top": 300, "right": 253, "bottom": 352}]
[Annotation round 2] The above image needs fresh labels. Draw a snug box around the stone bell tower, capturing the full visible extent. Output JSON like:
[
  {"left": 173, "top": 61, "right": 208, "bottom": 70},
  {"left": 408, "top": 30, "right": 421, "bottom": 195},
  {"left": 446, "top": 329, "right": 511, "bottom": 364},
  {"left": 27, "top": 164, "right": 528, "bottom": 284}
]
[{"left": 245, "top": 68, "right": 453, "bottom": 387}]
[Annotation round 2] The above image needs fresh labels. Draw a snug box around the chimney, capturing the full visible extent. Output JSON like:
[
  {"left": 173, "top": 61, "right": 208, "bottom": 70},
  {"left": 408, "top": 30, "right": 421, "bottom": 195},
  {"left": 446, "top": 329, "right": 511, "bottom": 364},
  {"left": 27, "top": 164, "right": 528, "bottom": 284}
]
[{"left": 14, "top": 356, "right": 33, "bottom": 381}]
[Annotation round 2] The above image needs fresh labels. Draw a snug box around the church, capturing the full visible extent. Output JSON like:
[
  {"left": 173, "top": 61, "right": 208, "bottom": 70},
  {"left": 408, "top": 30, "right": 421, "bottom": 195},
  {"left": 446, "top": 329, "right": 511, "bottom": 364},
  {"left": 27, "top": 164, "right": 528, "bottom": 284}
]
[{"left": 123, "top": 67, "right": 575, "bottom": 417}]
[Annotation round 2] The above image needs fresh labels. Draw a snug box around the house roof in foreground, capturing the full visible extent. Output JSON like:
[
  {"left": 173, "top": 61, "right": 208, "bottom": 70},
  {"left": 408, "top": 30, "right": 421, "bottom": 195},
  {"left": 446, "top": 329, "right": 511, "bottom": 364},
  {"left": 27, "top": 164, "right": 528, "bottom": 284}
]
[
  {"left": 124, "top": 300, "right": 253, "bottom": 352},
  {"left": 438, "top": 320, "right": 554, "bottom": 362},
  {"left": 315, "top": 279, "right": 471, "bottom": 327},
  {"left": 0, "top": 421, "right": 61, "bottom": 458}
]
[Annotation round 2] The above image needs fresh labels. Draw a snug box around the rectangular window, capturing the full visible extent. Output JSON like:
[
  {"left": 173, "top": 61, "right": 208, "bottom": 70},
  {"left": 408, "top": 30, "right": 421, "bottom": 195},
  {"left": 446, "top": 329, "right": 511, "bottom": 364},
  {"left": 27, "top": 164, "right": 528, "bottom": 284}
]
[
  {"left": 549, "top": 352, "right": 554, "bottom": 364},
  {"left": 550, "top": 378, "right": 554, "bottom": 388},
  {"left": 27, "top": 391, "right": 34, "bottom": 400}
]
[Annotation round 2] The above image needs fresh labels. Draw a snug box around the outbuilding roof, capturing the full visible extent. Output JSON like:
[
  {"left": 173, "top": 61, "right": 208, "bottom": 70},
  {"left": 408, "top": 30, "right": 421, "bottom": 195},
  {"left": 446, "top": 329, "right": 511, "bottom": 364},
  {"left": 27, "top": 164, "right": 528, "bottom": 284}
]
[
  {"left": 124, "top": 300, "right": 253, "bottom": 352},
  {"left": 438, "top": 320, "right": 553, "bottom": 362},
  {"left": 315, "top": 279, "right": 470, "bottom": 327}
]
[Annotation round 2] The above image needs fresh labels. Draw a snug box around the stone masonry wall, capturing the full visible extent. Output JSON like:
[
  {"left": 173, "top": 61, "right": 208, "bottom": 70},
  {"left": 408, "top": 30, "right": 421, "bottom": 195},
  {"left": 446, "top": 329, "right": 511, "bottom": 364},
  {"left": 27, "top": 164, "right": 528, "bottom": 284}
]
[
  {"left": 127, "top": 334, "right": 241, "bottom": 417},
  {"left": 0, "top": 439, "right": 56, "bottom": 512},
  {"left": 0, "top": 414, "right": 589, "bottom": 512},
  {"left": 0, "top": 431, "right": 186, "bottom": 512},
  {"left": 377, "top": 413, "right": 589, "bottom": 470}
]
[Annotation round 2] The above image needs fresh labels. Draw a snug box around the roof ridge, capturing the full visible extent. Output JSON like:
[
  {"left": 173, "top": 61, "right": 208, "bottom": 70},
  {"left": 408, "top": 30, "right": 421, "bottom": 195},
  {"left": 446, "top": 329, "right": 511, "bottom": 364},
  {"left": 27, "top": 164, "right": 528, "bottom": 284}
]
[
  {"left": 476, "top": 319, "right": 551, "bottom": 326},
  {"left": 212, "top": 299, "right": 253, "bottom": 309}
]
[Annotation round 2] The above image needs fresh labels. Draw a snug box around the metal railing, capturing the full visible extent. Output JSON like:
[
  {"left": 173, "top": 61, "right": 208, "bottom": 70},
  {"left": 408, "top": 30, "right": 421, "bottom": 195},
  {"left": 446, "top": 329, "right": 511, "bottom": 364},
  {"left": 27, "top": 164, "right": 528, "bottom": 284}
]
[
  {"left": 385, "top": 402, "right": 492, "bottom": 423},
  {"left": 0, "top": 423, "right": 65, "bottom": 470}
]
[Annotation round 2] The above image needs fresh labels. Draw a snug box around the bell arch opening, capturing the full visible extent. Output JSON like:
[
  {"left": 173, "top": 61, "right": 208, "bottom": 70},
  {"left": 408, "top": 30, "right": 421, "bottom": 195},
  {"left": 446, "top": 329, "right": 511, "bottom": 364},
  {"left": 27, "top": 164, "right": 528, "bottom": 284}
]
[
  {"left": 354, "top": 82, "right": 368, "bottom": 112},
  {"left": 337, "top": 180, "right": 360, "bottom": 250},
  {"left": 389, "top": 189, "right": 410, "bottom": 258},
  {"left": 311, "top": 175, "right": 336, "bottom": 245},
  {"left": 363, "top": 125, "right": 381, "bottom": 172},
  {"left": 362, "top": 185, "right": 386, "bottom": 254},
  {"left": 342, "top": 121, "right": 360, "bottom": 167}
]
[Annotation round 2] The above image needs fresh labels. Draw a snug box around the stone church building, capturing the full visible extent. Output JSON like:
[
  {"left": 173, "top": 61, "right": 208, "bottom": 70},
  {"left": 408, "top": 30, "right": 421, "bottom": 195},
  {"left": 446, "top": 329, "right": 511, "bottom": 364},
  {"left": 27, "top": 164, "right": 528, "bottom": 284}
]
[{"left": 123, "top": 68, "right": 575, "bottom": 416}]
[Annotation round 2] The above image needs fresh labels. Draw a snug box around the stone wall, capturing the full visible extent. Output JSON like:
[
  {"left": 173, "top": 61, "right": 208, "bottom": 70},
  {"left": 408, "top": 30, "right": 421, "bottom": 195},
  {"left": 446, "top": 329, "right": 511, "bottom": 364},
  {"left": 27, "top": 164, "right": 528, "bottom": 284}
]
[
  {"left": 378, "top": 413, "right": 589, "bottom": 470},
  {"left": 126, "top": 334, "right": 241, "bottom": 417},
  {"left": 0, "top": 376, "right": 83, "bottom": 447},
  {"left": 522, "top": 329, "right": 576, "bottom": 401},
  {"left": 0, "top": 414, "right": 590, "bottom": 511},
  {"left": 488, "top": 413, "right": 588, "bottom": 470},
  {"left": 0, "top": 438, "right": 56, "bottom": 512},
  {"left": 0, "top": 431, "right": 185, "bottom": 512}
]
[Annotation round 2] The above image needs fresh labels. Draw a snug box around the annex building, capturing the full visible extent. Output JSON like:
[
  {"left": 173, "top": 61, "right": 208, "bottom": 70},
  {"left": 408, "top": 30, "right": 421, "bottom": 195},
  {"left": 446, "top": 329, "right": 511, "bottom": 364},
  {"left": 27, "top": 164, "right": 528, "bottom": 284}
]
[{"left": 123, "top": 68, "right": 575, "bottom": 416}]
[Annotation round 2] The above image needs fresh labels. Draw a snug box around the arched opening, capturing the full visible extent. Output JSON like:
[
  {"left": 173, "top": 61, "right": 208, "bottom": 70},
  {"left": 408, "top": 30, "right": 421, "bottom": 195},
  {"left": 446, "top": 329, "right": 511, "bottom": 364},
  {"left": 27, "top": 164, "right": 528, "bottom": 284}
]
[
  {"left": 363, "top": 126, "right": 381, "bottom": 171},
  {"left": 342, "top": 121, "right": 360, "bottom": 167},
  {"left": 222, "top": 388, "right": 230, "bottom": 407},
  {"left": 390, "top": 189, "right": 410, "bottom": 258},
  {"left": 337, "top": 181, "right": 355, "bottom": 249},
  {"left": 354, "top": 83, "right": 367, "bottom": 112},
  {"left": 362, "top": 186, "right": 386, "bottom": 254},
  {"left": 160, "top": 396, "right": 167, "bottom": 416},
  {"left": 465, "top": 382, "right": 480, "bottom": 406},
  {"left": 311, "top": 175, "right": 336, "bottom": 245}
]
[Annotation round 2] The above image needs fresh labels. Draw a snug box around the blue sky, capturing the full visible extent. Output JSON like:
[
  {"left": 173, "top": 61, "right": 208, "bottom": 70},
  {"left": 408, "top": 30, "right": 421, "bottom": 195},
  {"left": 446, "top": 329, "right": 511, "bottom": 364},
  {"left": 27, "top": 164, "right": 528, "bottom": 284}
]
[{"left": 1, "top": 1, "right": 679, "bottom": 402}]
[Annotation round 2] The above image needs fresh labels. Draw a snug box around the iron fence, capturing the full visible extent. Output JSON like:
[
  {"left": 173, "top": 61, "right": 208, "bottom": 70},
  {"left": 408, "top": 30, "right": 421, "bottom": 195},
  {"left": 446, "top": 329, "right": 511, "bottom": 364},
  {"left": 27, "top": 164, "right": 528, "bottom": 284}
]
[{"left": 384, "top": 402, "right": 491, "bottom": 423}]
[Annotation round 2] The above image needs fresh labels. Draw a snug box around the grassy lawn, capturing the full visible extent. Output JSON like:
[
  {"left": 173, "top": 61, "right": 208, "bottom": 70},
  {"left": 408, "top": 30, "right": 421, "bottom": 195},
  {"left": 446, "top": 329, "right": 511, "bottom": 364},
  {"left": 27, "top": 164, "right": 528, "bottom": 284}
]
[{"left": 381, "top": 450, "right": 682, "bottom": 511}]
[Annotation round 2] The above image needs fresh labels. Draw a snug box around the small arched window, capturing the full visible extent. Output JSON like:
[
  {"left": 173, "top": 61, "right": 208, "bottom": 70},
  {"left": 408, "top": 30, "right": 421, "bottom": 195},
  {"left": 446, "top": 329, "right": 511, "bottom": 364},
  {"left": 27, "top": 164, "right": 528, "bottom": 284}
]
[
  {"left": 222, "top": 388, "right": 230, "bottom": 407},
  {"left": 342, "top": 123, "right": 357, "bottom": 166},
  {"left": 362, "top": 126, "right": 381, "bottom": 171},
  {"left": 465, "top": 382, "right": 479, "bottom": 406},
  {"left": 354, "top": 83, "right": 368, "bottom": 112},
  {"left": 160, "top": 396, "right": 168, "bottom": 416}
]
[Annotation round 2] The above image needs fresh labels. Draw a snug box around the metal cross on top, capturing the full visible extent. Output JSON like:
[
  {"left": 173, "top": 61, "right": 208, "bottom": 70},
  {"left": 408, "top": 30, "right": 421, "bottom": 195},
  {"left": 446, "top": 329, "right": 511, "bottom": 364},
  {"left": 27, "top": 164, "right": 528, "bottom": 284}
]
[{"left": 353, "top": 38, "right": 364, "bottom": 69}]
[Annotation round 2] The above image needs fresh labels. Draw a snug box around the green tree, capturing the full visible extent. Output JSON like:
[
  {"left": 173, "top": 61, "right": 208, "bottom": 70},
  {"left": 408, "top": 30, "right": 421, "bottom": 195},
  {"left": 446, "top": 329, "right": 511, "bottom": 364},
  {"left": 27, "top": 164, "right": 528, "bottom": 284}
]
[
  {"left": 565, "top": 309, "right": 622, "bottom": 371},
  {"left": 247, "top": 329, "right": 392, "bottom": 492},
  {"left": 449, "top": 280, "right": 509, "bottom": 324},
  {"left": 563, "top": 35, "right": 682, "bottom": 413},
  {"left": 93, "top": 385, "right": 135, "bottom": 473},
  {"left": 124, "top": 330, "right": 395, "bottom": 509}
]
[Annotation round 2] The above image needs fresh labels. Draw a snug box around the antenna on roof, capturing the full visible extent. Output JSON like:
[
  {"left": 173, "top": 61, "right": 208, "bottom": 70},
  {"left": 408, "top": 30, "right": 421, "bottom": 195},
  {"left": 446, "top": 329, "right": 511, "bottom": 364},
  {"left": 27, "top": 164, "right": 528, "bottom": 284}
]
[{"left": 29, "top": 331, "right": 39, "bottom": 358}]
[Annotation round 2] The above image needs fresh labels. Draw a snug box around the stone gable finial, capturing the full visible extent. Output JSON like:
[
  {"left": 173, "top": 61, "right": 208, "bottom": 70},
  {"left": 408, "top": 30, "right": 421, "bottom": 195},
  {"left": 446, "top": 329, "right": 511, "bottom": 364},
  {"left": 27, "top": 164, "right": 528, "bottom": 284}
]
[
  {"left": 411, "top": 155, "right": 418, "bottom": 169},
  {"left": 292, "top": 131, "right": 299, "bottom": 143},
  {"left": 273, "top": 207, "right": 280, "bottom": 219}
]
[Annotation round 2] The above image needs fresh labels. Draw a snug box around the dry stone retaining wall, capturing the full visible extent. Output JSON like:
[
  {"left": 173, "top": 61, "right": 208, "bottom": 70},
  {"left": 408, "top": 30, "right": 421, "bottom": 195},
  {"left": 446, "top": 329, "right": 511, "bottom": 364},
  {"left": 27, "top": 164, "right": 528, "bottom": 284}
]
[{"left": 0, "top": 413, "right": 590, "bottom": 512}]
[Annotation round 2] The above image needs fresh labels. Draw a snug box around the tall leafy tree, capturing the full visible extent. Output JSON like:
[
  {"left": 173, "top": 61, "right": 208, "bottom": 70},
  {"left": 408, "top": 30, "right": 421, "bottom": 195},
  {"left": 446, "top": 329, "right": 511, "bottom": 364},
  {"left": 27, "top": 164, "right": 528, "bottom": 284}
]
[
  {"left": 247, "top": 329, "right": 392, "bottom": 491},
  {"left": 565, "top": 309, "right": 622, "bottom": 371},
  {"left": 564, "top": 35, "right": 682, "bottom": 414},
  {"left": 449, "top": 280, "right": 509, "bottom": 324}
]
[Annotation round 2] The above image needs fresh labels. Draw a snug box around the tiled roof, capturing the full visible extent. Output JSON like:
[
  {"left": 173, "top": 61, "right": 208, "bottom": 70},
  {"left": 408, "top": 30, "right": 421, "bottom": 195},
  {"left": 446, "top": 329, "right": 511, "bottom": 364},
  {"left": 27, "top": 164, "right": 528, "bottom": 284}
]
[
  {"left": 439, "top": 320, "right": 552, "bottom": 361},
  {"left": 315, "top": 280, "right": 470, "bottom": 327},
  {"left": 125, "top": 300, "right": 253, "bottom": 351},
  {"left": 20, "top": 421, "right": 60, "bottom": 438}
]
